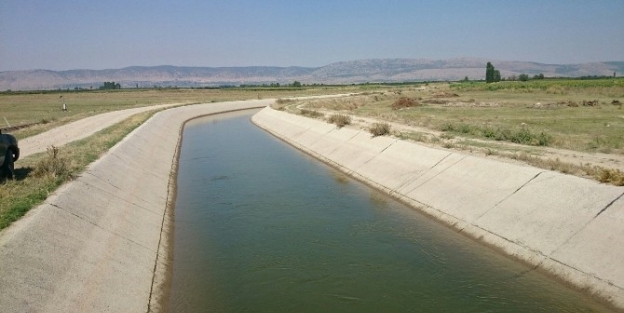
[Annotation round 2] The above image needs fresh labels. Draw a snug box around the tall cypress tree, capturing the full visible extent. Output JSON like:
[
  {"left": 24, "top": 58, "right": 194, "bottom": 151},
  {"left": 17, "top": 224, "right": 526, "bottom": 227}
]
[{"left": 486, "top": 62, "right": 494, "bottom": 83}]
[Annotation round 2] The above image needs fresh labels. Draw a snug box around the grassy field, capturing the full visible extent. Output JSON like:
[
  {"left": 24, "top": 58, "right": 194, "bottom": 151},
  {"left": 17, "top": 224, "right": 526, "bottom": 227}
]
[
  {"left": 278, "top": 79, "right": 624, "bottom": 185},
  {"left": 291, "top": 79, "right": 624, "bottom": 154},
  {"left": 0, "top": 86, "right": 371, "bottom": 140}
]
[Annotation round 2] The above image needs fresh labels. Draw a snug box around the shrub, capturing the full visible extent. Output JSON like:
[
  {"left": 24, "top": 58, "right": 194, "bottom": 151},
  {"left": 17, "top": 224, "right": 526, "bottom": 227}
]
[
  {"left": 483, "top": 127, "right": 496, "bottom": 138},
  {"left": 391, "top": 97, "right": 419, "bottom": 110},
  {"left": 327, "top": 114, "right": 351, "bottom": 128},
  {"left": 33, "top": 146, "right": 71, "bottom": 178},
  {"left": 458, "top": 124, "right": 474, "bottom": 134},
  {"left": 369, "top": 123, "right": 391, "bottom": 137},
  {"left": 510, "top": 128, "right": 533, "bottom": 144},
  {"left": 597, "top": 168, "right": 624, "bottom": 186},
  {"left": 442, "top": 123, "right": 552, "bottom": 147},
  {"left": 537, "top": 132, "right": 553, "bottom": 146}
]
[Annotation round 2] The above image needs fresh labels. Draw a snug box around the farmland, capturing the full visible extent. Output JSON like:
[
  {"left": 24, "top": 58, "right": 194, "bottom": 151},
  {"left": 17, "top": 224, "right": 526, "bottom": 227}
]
[
  {"left": 0, "top": 85, "right": 371, "bottom": 139},
  {"left": 275, "top": 78, "right": 624, "bottom": 185}
]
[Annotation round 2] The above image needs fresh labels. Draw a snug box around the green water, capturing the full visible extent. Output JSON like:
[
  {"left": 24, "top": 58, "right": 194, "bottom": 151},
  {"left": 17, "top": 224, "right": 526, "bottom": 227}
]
[{"left": 169, "top": 110, "right": 611, "bottom": 312}]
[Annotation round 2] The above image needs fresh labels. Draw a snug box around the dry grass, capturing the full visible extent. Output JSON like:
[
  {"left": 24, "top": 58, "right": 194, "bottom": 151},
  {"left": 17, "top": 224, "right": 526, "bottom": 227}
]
[
  {"left": 296, "top": 80, "right": 624, "bottom": 185},
  {"left": 300, "top": 109, "right": 323, "bottom": 118},
  {"left": 391, "top": 97, "right": 420, "bottom": 110},
  {"left": 327, "top": 114, "right": 352, "bottom": 128},
  {"left": 1, "top": 86, "right": 372, "bottom": 140},
  {"left": 596, "top": 168, "right": 624, "bottom": 185},
  {"left": 369, "top": 122, "right": 391, "bottom": 137},
  {"left": 32, "top": 146, "right": 72, "bottom": 179},
  {"left": 0, "top": 110, "right": 157, "bottom": 230},
  {"left": 302, "top": 80, "right": 624, "bottom": 154}
]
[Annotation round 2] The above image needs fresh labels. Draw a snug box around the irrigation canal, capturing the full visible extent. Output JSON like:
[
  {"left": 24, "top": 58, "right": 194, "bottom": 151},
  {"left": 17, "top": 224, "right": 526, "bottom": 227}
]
[{"left": 168, "top": 109, "right": 611, "bottom": 312}]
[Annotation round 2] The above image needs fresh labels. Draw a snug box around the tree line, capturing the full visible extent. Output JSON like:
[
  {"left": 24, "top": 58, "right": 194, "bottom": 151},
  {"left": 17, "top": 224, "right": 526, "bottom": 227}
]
[
  {"left": 99, "top": 82, "right": 121, "bottom": 90},
  {"left": 486, "top": 62, "right": 545, "bottom": 83}
]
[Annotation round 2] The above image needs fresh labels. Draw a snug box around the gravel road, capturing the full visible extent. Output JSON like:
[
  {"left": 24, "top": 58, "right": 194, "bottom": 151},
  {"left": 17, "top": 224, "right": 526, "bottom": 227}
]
[{"left": 19, "top": 103, "right": 184, "bottom": 158}]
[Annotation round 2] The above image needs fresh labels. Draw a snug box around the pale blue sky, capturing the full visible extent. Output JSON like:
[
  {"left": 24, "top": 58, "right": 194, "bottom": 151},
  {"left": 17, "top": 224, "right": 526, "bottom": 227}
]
[{"left": 1, "top": 0, "right": 622, "bottom": 71}]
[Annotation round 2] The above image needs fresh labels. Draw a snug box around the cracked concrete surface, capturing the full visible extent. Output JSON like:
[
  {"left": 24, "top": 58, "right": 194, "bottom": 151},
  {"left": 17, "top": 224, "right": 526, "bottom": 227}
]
[
  {"left": 252, "top": 106, "right": 624, "bottom": 311},
  {"left": 0, "top": 100, "right": 270, "bottom": 313}
]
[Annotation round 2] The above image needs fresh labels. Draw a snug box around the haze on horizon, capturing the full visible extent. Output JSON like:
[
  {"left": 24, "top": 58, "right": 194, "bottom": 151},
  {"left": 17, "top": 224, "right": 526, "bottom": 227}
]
[{"left": 1, "top": 0, "right": 623, "bottom": 72}]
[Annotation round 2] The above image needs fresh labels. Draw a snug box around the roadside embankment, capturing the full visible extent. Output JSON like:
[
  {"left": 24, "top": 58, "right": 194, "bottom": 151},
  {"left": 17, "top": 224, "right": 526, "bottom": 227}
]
[
  {"left": 0, "top": 100, "right": 270, "bottom": 313},
  {"left": 251, "top": 107, "right": 624, "bottom": 310}
]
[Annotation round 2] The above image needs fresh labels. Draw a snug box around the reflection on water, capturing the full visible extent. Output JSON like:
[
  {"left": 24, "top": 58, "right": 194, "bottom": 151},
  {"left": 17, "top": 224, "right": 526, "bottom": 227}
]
[{"left": 169, "top": 110, "right": 611, "bottom": 313}]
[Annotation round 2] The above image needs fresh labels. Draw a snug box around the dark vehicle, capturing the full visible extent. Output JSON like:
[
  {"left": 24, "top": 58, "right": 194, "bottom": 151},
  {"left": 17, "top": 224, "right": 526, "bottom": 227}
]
[{"left": 0, "top": 130, "right": 19, "bottom": 180}]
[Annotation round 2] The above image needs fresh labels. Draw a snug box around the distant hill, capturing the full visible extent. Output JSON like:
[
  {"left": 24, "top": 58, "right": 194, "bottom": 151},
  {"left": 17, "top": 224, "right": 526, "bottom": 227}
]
[{"left": 1, "top": 58, "right": 623, "bottom": 91}]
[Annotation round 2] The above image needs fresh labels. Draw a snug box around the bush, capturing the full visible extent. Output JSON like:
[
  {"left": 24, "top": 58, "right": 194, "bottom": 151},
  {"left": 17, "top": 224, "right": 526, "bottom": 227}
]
[
  {"left": 391, "top": 97, "right": 420, "bottom": 110},
  {"left": 369, "top": 123, "right": 391, "bottom": 137},
  {"left": 597, "top": 168, "right": 624, "bottom": 186},
  {"left": 510, "top": 128, "right": 533, "bottom": 144},
  {"left": 483, "top": 127, "right": 496, "bottom": 138},
  {"left": 327, "top": 114, "right": 351, "bottom": 128},
  {"left": 537, "top": 132, "right": 553, "bottom": 146},
  {"left": 33, "top": 146, "right": 71, "bottom": 178},
  {"left": 443, "top": 123, "right": 553, "bottom": 147}
]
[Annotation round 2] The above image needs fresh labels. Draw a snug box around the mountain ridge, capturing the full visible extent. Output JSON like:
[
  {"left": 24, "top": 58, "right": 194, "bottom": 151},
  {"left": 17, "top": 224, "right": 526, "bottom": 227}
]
[{"left": 1, "top": 58, "right": 623, "bottom": 90}]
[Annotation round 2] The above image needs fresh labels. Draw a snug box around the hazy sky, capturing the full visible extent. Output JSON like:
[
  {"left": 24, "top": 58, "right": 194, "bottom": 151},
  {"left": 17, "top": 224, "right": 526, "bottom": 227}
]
[{"left": 1, "top": 0, "right": 623, "bottom": 71}]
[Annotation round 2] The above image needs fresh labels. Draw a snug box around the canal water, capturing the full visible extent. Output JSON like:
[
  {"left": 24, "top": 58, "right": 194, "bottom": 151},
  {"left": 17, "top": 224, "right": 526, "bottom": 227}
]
[{"left": 169, "top": 109, "right": 611, "bottom": 312}]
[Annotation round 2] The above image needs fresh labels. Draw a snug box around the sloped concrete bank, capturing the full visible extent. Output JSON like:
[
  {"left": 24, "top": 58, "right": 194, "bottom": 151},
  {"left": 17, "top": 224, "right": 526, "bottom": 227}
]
[
  {"left": 251, "top": 107, "right": 624, "bottom": 310},
  {"left": 0, "top": 100, "right": 269, "bottom": 313}
]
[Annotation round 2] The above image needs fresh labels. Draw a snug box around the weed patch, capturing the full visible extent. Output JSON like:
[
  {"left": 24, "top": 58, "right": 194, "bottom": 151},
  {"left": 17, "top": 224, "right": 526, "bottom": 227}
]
[
  {"left": 442, "top": 122, "right": 553, "bottom": 147},
  {"left": 369, "top": 122, "right": 391, "bottom": 137},
  {"left": 597, "top": 168, "right": 624, "bottom": 186},
  {"left": 33, "top": 146, "right": 72, "bottom": 179},
  {"left": 391, "top": 97, "right": 420, "bottom": 110},
  {"left": 327, "top": 114, "right": 352, "bottom": 128}
]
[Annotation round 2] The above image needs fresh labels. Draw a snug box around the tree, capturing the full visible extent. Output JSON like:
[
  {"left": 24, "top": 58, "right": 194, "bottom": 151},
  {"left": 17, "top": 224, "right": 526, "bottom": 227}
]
[
  {"left": 533, "top": 73, "right": 544, "bottom": 80},
  {"left": 518, "top": 74, "right": 529, "bottom": 81},
  {"left": 292, "top": 81, "right": 302, "bottom": 87},
  {"left": 493, "top": 70, "right": 501, "bottom": 82},
  {"left": 99, "top": 81, "right": 121, "bottom": 90},
  {"left": 486, "top": 62, "right": 495, "bottom": 83}
]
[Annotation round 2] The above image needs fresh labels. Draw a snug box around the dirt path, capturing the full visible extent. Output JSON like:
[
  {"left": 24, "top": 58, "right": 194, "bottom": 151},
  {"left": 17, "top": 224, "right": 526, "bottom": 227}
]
[
  {"left": 18, "top": 103, "right": 185, "bottom": 159},
  {"left": 290, "top": 103, "right": 624, "bottom": 182},
  {"left": 347, "top": 114, "right": 624, "bottom": 172}
]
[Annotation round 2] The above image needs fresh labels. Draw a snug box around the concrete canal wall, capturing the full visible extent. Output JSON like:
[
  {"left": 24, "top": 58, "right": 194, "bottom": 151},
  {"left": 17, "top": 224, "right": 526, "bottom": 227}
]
[
  {"left": 0, "top": 100, "right": 269, "bottom": 313},
  {"left": 251, "top": 107, "right": 624, "bottom": 310}
]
